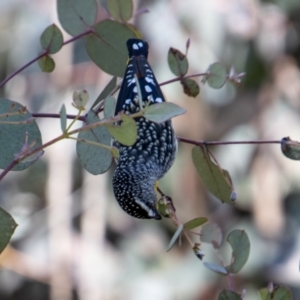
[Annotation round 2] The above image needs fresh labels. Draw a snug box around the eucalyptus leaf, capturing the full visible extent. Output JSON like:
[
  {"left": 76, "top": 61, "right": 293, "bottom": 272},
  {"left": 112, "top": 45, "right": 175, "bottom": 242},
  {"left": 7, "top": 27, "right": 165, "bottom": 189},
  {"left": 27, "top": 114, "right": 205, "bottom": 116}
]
[
  {"left": 218, "top": 290, "right": 241, "bottom": 300},
  {"left": 38, "top": 55, "right": 55, "bottom": 73},
  {"left": 201, "top": 222, "right": 223, "bottom": 249},
  {"left": 106, "top": 113, "right": 137, "bottom": 146},
  {"left": 76, "top": 111, "right": 112, "bottom": 175},
  {"left": 226, "top": 229, "right": 250, "bottom": 274},
  {"left": 144, "top": 102, "right": 186, "bottom": 123},
  {"left": 192, "top": 146, "right": 234, "bottom": 204},
  {"left": 92, "top": 76, "right": 117, "bottom": 109},
  {"left": 203, "top": 262, "right": 228, "bottom": 275},
  {"left": 40, "top": 24, "right": 63, "bottom": 54},
  {"left": 207, "top": 62, "right": 227, "bottom": 89},
  {"left": 57, "top": 0, "right": 97, "bottom": 36},
  {"left": 180, "top": 78, "right": 200, "bottom": 97},
  {"left": 0, "top": 207, "right": 17, "bottom": 254},
  {"left": 184, "top": 217, "right": 208, "bottom": 230},
  {"left": 0, "top": 99, "right": 43, "bottom": 171},
  {"left": 59, "top": 104, "right": 67, "bottom": 132},
  {"left": 281, "top": 136, "right": 300, "bottom": 160},
  {"left": 107, "top": 0, "right": 133, "bottom": 22},
  {"left": 167, "top": 224, "right": 183, "bottom": 252},
  {"left": 86, "top": 20, "right": 137, "bottom": 76},
  {"left": 168, "top": 47, "right": 188, "bottom": 76}
]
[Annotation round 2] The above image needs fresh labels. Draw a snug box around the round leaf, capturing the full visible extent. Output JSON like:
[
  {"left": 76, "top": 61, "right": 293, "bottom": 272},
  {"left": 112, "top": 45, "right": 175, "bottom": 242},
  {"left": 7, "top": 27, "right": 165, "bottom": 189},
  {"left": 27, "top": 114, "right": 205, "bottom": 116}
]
[
  {"left": 38, "top": 55, "right": 55, "bottom": 73},
  {"left": 86, "top": 20, "right": 137, "bottom": 76},
  {"left": 168, "top": 47, "right": 188, "bottom": 76},
  {"left": 0, "top": 207, "right": 17, "bottom": 253},
  {"left": 226, "top": 229, "right": 250, "bottom": 274},
  {"left": 40, "top": 24, "right": 63, "bottom": 54},
  {"left": 0, "top": 99, "right": 43, "bottom": 171},
  {"left": 107, "top": 0, "right": 133, "bottom": 22},
  {"left": 200, "top": 222, "right": 223, "bottom": 249},
  {"left": 76, "top": 111, "right": 112, "bottom": 175},
  {"left": 57, "top": 0, "right": 97, "bottom": 36},
  {"left": 143, "top": 102, "right": 186, "bottom": 123},
  {"left": 106, "top": 113, "right": 137, "bottom": 146},
  {"left": 207, "top": 62, "right": 227, "bottom": 89},
  {"left": 180, "top": 78, "right": 200, "bottom": 97}
]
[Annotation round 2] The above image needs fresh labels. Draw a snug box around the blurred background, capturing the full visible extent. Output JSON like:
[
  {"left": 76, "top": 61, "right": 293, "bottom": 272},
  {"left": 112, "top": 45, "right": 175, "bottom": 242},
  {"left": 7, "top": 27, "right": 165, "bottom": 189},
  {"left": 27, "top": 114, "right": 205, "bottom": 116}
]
[{"left": 0, "top": 0, "right": 300, "bottom": 299}]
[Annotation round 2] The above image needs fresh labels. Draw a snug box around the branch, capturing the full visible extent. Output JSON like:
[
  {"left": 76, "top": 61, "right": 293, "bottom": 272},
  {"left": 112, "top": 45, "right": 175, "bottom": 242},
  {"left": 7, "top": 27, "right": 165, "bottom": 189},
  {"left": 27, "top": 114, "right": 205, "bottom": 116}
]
[
  {"left": 177, "top": 136, "right": 282, "bottom": 146},
  {"left": 160, "top": 72, "right": 209, "bottom": 86},
  {"left": 0, "top": 28, "right": 94, "bottom": 89}
]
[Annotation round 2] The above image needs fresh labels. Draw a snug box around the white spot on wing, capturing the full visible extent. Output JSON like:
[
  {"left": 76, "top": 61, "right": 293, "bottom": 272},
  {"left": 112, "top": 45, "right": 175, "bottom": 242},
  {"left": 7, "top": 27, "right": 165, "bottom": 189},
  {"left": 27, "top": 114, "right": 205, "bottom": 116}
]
[
  {"left": 133, "top": 86, "right": 137, "bottom": 93},
  {"left": 133, "top": 43, "right": 139, "bottom": 50},
  {"left": 138, "top": 42, "right": 143, "bottom": 47},
  {"left": 145, "top": 85, "right": 152, "bottom": 92},
  {"left": 145, "top": 76, "right": 155, "bottom": 85},
  {"left": 155, "top": 97, "right": 163, "bottom": 103}
]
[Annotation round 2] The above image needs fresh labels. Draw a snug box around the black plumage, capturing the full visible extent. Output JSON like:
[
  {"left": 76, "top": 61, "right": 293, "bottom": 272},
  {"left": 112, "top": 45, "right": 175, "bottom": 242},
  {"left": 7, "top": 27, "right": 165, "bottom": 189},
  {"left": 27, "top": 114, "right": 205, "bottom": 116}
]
[{"left": 112, "top": 39, "right": 177, "bottom": 220}]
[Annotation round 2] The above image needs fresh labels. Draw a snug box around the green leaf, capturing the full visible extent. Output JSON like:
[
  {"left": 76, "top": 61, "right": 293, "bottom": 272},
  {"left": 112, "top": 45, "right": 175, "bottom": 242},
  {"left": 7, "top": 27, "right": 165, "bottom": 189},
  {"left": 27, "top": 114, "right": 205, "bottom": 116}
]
[
  {"left": 86, "top": 20, "right": 137, "bottom": 76},
  {"left": 180, "top": 78, "right": 200, "bottom": 97},
  {"left": 259, "top": 288, "right": 269, "bottom": 300},
  {"left": 281, "top": 136, "right": 300, "bottom": 160},
  {"left": 203, "top": 262, "right": 228, "bottom": 275},
  {"left": 192, "top": 146, "right": 234, "bottom": 204},
  {"left": 207, "top": 62, "right": 227, "bottom": 89},
  {"left": 218, "top": 289, "right": 242, "bottom": 300},
  {"left": 259, "top": 286, "right": 292, "bottom": 300},
  {"left": 184, "top": 217, "right": 208, "bottom": 230},
  {"left": 167, "top": 224, "right": 183, "bottom": 252},
  {"left": 92, "top": 76, "right": 117, "bottom": 109},
  {"left": 168, "top": 47, "right": 188, "bottom": 76},
  {"left": 0, "top": 207, "right": 17, "bottom": 254},
  {"left": 104, "top": 96, "right": 116, "bottom": 118},
  {"left": 107, "top": 0, "right": 133, "bottom": 22},
  {"left": 106, "top": 113, "right": 137, "bottom": 146},
  {"left": 57, "top": 0, "right": 97, "bottom": 36},
  {"left": 143, "top": 102, "right": 186, "bottom": 123},
  {"left": 40, "top": 24, "right": 63, "bottom": 54},
  {"left": 0, "top": 99, "right": 43, "bottom": 171},
  {"left": 38, "top": 55, "right": 55, "bottom": 73},
  {"left": 226, "top": 229, "right": 250, "bottom": 274},
  {"left": 201, "top": 223, "right": 223, "bottom": 249},
  {"left": 59, "top": 104, "right": 67, "bottom": 132},
  {"left": 76, "top": 111, "right": 112, "bottom": 175}
]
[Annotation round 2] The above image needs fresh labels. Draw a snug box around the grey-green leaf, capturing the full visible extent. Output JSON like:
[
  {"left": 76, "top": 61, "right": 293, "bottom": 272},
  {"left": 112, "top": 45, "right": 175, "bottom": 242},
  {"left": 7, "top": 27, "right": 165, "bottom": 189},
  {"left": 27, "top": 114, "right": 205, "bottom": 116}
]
[
  {"left": 106, "top": 113, "right": 137, "bottom": 146},
  {"left": 201, "top": 223, "right": 223, "bottom": 249},
  {"left": 59, "top": 104, "right": 67, "bottom": 132},
  {"left": 168, "top": 47, "right": 188, "bottom": 76},
  {"left": 92, "top": 76, "right": 117, "bottom": 109},
  {"left": 144, "top": 102, "right": 186, "bottom": 123},
  {"left": 207, "top": 62, "right": 227, "bottom": 89},
  {"left": 184, "top": 217, "right": 208, "bottom": 230},
  {"left": 38, "top": 55, "right": 55, "bottom": 73},
  {"left": 192, "top": 146, "right": 234, "bottom": 204},
  {"left": 86, "top": 20, "right": 137, "bottom": 76},
  {"left": 0, "top": 99, "right": 43, "bottom": 171},
  {"left": 226, "top": 229, "right": 250, "bottom": 274},
  {"left": 57, "top": 0, "right": 97, "bottom": 36},
  {"left": 259, "top": 286, "right": 292, "bottom": 300},
  {"left": 76, "top": 111, "right": 112, "bottom": 175},
  {"left": 281, "top": 136, "right": 300, "bottom": 160},
  {"left": 218, "top": 290, "right": 242, "bottom": 300},
  {"left": 104, "top": 96, "right": 116, "bottom": 118},
  {"left": 0, "top": 207, "right": 17, "bottom": 254},
  {"left": 181, "top": 78, "right": 200, "bottom": 97},
  {"left": 40, "top": 24, "right": 63, "bottom": 54},
  {"left": 107, "top": 0, "right": 133, "bottom": 22},
  {"left": 203, "top": 262, "right": 228, "bottom": 275},
  {"left": 167, "top": 224, "right": 183, "bottom": 252}
]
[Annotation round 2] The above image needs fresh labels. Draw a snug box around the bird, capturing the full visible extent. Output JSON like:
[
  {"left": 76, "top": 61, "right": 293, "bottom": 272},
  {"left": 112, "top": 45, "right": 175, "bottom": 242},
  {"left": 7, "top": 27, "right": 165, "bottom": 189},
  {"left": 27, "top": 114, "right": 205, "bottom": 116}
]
[{"left": 112, "top": 38, "right": 177, "bottom": 220}]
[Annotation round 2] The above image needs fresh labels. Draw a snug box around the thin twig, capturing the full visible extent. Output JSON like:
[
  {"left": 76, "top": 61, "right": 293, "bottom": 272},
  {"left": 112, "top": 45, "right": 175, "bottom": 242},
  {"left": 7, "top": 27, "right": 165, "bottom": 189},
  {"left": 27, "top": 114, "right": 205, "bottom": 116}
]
[
  {"left": 160, "top": 72, "right": 209, "bottom": 86},
  {"left": 0, "top": 28, "right": 94, "bottom": 89}
]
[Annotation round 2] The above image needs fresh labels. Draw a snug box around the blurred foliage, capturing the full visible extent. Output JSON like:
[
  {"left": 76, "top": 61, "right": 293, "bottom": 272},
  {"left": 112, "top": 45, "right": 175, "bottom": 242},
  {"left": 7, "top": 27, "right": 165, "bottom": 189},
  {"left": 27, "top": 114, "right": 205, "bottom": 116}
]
[{"left": 0, "top": 0, "right": 299, "bottom": 299}]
